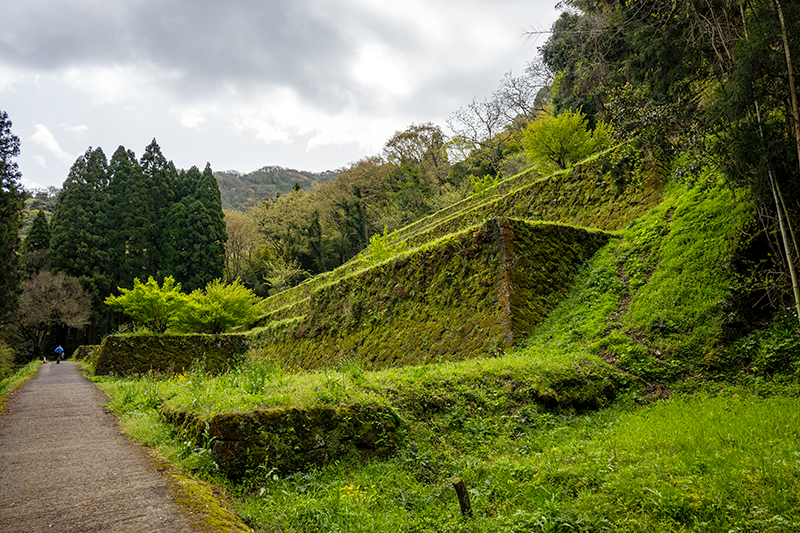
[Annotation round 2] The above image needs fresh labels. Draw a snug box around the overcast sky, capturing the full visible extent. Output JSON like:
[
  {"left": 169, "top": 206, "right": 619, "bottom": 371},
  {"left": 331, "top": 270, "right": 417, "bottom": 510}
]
[{"left": 0, "top": 0, "right": 560, "bottom": 189}]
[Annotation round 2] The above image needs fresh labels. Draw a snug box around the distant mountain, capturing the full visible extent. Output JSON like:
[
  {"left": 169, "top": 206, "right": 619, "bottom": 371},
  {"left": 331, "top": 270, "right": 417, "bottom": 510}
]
[{"left": 215, "top": 166, "right": 339, "bottom": 211}]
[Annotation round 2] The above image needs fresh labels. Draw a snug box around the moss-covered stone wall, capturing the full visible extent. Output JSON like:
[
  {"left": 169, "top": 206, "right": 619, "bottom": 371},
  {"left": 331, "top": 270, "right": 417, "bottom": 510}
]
[
  {"left": 261, "top": 147, "right": 662, "bottom": 317},
  {"left": 401, "top": 164, "right": 661, "bottom": 252},
  {"left": 94, "top": 334, "right": 248, "bottom": 376},
  {"left": 73, "top": 344, "right": 100, "bottom": 361},
  {"left": 161, "top": 404, "right": 404, "bottom": 480},
  {"left": 250, "top": 218, "right": 611, "bottom": 370},
  {"left": 502, "top": 219, "right": 615, "bottom": 336}
]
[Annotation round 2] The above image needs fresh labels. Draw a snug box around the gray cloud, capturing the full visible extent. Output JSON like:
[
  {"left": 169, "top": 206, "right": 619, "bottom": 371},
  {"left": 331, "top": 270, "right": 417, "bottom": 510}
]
[
  {"left": 1, "top": 1, "right": 360, "bottom": 106},
  {"left": 0, "top": 0, "right": 560, "bottom": 188}
]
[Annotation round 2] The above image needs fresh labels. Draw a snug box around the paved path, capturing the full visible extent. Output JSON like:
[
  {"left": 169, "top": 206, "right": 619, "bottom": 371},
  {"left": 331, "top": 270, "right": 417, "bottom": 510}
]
[{"left": 0, "top": 361, "right": 198, "bottom": 532}]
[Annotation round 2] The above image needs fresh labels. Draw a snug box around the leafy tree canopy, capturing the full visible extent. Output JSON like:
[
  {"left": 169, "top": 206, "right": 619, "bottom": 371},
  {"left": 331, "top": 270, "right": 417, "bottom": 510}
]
[
  {"left": 522, "top": 108, "right": 613, "bottom": 173},
  {"left": 105, "top": 276, "right": 187, "bottom": 333},
  {"left": 176, "top": 278, "right": 262, "bottom": 334},
  {"left": 106, "top": 276, "right": 262, "bottom": 334}
]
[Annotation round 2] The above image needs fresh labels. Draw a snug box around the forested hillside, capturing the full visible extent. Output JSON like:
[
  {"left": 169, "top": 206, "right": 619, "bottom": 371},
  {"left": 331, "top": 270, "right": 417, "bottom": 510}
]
[
  {"left": 2, "top": 1, "right": 800, "bottom": 530},
  {"left": 214, "top": 166, "right": 338, "bottom": 211}
]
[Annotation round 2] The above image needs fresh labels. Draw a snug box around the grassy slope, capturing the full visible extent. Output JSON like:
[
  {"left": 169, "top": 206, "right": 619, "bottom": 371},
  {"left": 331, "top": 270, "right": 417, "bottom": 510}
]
[{"left": 94, "top": 168, "right": 800, "bottom": 531}]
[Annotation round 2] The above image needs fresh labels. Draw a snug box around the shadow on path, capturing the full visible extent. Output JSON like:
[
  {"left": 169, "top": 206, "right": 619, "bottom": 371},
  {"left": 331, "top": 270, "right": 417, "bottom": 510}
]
[{"left": 0, "top": 361, "right": 197, "bottom": 532}]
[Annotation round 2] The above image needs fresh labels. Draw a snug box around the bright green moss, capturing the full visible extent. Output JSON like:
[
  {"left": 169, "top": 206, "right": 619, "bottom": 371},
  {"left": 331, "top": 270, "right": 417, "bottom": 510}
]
[
  {"left": 94, "top": 334, "right": 248, "bottom": 376},
  {"left": 260, "top": 146, "right": 662, "bottom": 317},
  {"left": 250, "top": 218, "right": 612, "bottom": 370}
]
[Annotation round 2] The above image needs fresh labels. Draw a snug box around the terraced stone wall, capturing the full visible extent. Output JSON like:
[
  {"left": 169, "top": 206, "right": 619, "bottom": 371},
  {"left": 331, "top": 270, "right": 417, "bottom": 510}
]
[
  {"left": 261, "top": 148, "right": 663, "bottom": 317},
  {"left": 251, "top": 218, "right": 612, "bottom": 370},
  {"left": 93, "top": 334, "right": 248, "bottom": 376},
  {"left": 73, "top": 344, "right": 100, "bottom": 361}
]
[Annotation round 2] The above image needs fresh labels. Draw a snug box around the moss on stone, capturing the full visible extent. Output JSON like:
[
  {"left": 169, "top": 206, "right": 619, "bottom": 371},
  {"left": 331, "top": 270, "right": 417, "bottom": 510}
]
[
  {"left": 94, "top": 334, "right": 248, "bottom": 376},
  {"left": 73, "top": 344, "right": 100, "bottom": 361},
  {"left": 260, "top": 146, "right": 662, "bottom": 318},
  {"left": 249, "top": 218, "right": 611, "bottom": 370},
  {"left": 161, "top": 403, "right": 404, "bottom": 481}
]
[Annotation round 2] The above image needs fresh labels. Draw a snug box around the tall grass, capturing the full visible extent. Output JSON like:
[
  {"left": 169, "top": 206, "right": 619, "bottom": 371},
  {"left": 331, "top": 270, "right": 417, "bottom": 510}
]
[
  {"left": 0, "top": 360, "right": 41, "bottom": 397},
  {"left": 93, "top": 176, "right": 797, "bottom": 532},
  {"left": 99, "top": 344, "right": 621, "bottom": 419},
  {"left": 226, "top": 392, "right": 800, "bottom": 532}
]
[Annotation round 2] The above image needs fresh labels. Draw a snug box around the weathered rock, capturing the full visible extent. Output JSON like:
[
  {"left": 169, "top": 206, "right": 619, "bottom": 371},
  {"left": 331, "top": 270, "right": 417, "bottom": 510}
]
[
  {"left": 163, "top": 404, "right": 404, "bottom": 480},
  {"left": 92, "top": 334, "right": 247, "bottom": 376}
]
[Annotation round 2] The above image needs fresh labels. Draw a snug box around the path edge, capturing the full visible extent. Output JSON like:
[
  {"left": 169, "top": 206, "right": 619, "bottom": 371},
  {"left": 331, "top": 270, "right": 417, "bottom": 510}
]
[{"left": 79, "top": 363, "right": 255, "bottom": 533}]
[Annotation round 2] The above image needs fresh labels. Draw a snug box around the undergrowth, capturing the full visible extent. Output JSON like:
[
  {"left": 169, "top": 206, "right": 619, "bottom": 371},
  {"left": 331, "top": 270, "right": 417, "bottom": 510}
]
[
  {"left": 100, "top": 368, "right": 800, "bottom": 532},
  {"left": 92, "top": 175, "right": 800, "bottom": 532},
  {"left": 0, "top": 360, "right": 41, "bottom": 409}
]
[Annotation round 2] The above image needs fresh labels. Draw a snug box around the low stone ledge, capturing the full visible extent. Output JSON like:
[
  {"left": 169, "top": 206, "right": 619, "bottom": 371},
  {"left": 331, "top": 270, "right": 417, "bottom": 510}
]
[
  {"left": 93, "top": 334, "right": 248, "bottom": 376},
  {"left": 161, "top": 403, "right": 405, "bottom": 480}
]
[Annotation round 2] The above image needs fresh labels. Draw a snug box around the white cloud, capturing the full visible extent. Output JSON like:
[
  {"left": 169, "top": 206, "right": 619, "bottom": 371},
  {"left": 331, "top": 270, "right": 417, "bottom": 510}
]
[
  {"left": 171, "top": 106, "right": 208, "bottom": 129},
  {"left": 33, "top": 155, "right": 48, "bottom": 169},
  {"left": 215, "top": 85, "right": 398, "bottom": 155},
  {"left": 0, "top": 64, "right": 25, "bottom": 92},
  {"left": 350, "top": 41, "right": 417, "bottom": 100},
  {"left": 67, "top": 124, "right": 88, "bottom": 133},
  {"left": 61, "top": 63, "right": 179, "bottom": 105},
  {"left": 30, "top": 124, "right": 74, "bottom": 162},
  {"left": 237, "top": 88, "right": 341, "bottom": 146},
  {"left": 21, "top": 176, "right": 45, "bottom": 190}
]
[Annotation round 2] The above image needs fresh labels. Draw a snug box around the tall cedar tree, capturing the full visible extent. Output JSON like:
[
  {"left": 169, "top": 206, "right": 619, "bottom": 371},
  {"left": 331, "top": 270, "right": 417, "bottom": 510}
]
[
  {"left": 49, "top": 147, "right": 111, "bottom": 306},
  {"left": 25, "top": 210, "right": 51, "bottom": 252},
  {"left": 163, "top": 164, "right": 227, "bottom": 291},
  {"left": 0, "top": 110, "right": 25, "bottom": 321},
  {"left": 139, "top": 139, "right": 178, "bottom": 278},
  {"left": 106, "top": 146, "right": 147, "bottom": 288},
  {"left": 196, "top": 162, "right": 228, "bottom": 279},
  {"left": 22, "top": 210, "right": 51, "bottom": 275}
]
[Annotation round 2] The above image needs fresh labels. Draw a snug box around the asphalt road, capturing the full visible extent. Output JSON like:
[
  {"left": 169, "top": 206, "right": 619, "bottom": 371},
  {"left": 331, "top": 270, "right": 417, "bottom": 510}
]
[{"left": 0, "top": 361, "right": 198, "bottom": 532}]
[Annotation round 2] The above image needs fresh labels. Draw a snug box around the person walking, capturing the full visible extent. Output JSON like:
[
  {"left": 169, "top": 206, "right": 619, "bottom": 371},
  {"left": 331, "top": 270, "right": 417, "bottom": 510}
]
[{"left": 54, "top": 345, "right": 64, "bottom": 364}]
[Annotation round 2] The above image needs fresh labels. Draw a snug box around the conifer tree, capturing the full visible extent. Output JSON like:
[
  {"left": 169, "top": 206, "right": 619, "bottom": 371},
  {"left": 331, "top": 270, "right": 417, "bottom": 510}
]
[
  {"left": 139, "top": 139, "right": 178, "bottom": 277},
  {"left": 174, "top": 165, "right": 200, "bottom": 200},
  {"left": 22, "top": 210, "right": 51, "bottom": 274},
  {"left": 198, "top": 162, "right": 227, "bottom": 251},
  {"left": 25, "top": 210, "right": 50, "bottom": 252},
  {"left": 162, "top": 164, "right": 226, "bottom": 291},
  {"left": 0, "top": 110, "right": 25, "bottom": 321},
  {"left": 106, "top": 145, "right": 148, "bottom": 287},
  {"left": 49, "top": 147, "right": 111, "bottom": 304}
]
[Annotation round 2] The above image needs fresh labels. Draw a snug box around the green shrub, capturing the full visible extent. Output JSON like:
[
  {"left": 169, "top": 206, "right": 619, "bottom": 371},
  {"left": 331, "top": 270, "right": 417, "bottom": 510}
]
[
  {"left": 523, "top": 108, "right": 613, "bottom": 173},
  {"left": 177, "top": 279, "right": 262, "bottom": 334},
  {"left": 469, "top": 173, "right": 501, "bottom": 196},
  {"left": 358, "top": 226, "right": 408, "bottom": 266},
  {"left": 728, "top": 316, "right": 800, "bottom": 376},
  {"left": 0, "top": 341, "right": 14, "bottom": 381},
  {"left": 107, "top": 277, "right": 262, "bottom": 334},
  {"left": 105, "top": 276, "right": 187, "bottom": 333}
]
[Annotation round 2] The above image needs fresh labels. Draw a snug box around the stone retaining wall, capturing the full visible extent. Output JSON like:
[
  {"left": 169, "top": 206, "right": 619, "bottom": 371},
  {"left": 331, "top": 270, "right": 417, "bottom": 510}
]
[{"left": 162, "top": 404, "right": 404, "bottom": 480}]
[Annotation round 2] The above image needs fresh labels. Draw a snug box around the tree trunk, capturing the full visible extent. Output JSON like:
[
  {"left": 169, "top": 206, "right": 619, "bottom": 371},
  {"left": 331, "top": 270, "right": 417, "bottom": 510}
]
[
  {"left": 771, "top": 0, "right": 800, "bottom": 322},
  {"left": 774, "top": 0, "right": 800, "bottom": 174},
  {"left": 769, "top": 170, "right": 800, "bottom": 322}
]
